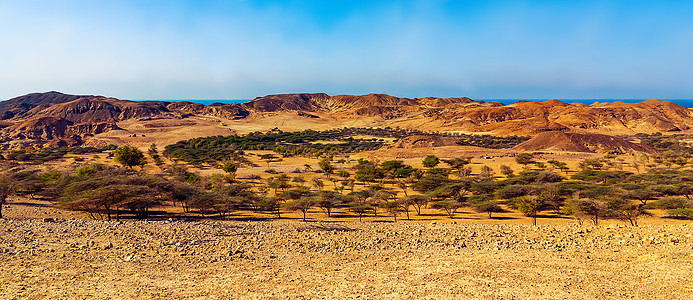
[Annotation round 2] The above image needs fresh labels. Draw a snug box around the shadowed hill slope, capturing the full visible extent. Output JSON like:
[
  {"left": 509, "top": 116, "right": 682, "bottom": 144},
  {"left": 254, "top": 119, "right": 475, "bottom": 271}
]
[{"left": 512, "top": 131, "right": 656, "bottom": 153}]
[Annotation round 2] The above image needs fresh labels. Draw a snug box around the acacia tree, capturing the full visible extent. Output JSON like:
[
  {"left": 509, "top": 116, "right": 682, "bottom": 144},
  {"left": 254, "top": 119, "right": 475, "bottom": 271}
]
[
  {"left": 0, "top": 172, "right": 15, "bottom": 219},
  {"left": 284, "top": 197, "right": 315, "bottom": 221},
  {"left": 473, "top": 200, "right": 504, "bottom": 219},
  {"left": 563, "top": 197, "right": 607, "bottom": 226},
  {"left": 188, "top": 191, "right": 218, "bottom": 217},
  {"left": 260, "top": 154, "right": 277, "bottom": 168},
  {"left": 60, "top": 168, "right": 124, "bottom": 220},
  {"left": 348, "top": 202, "right": 371, "bottom": 222},
  {"left": 443, "top": 157, "right": 472, "bottom": 177},
  {"left": 222, "top": 162, "right": 238, "bottom": 175},
  {"left": 429, "top": 199, "right": 463, "bottom": 218},
  {"left": 605, "top": 197, "right": 648, "bottom": 226},
  {"left": 422, "top": 155, "right": 440, "bottom": 169},
  {"left": 412, "top": 169, "right": 450, "bottom": 195},
  {"left": 428, "top": 181, "right": 469, "bottom": 218},
  {"left": 169, "top": 181, "right": 203, "bottom": 211},
  {"left": 316, "top": 191, "right": 342, "bottom": 217},
  {"left": 165, "top": 164, "right": 200, "bottom": 183},
  {"left": 10, "top": 170, "right": 45, "bottom": 199},
  {"left": 148, "top": 143, "right": 158, "bottom": 155},
  {"left": 257, "top": 197, "right": 282, "bottom": 218},
  {"left": 379, "top": 201, "right": 401, "bottom": 222},
  {"left": 547, "top": 159, "right": 569, "bottom": 175},
  {"left": 58, "top": 165, "right": 168, "bottom": 220},
  {"left": 515, "top": 153, "right": 535, "bottom": 169},
  {"left": 513, "top": 195, "right": 548, "bottom": 225},
  {"left": 398, "top": 197, "right": 415, "bottom": 220},
  {"left": 311, "top": 178, "right": 325, "bottom": 191},
  {"left": 318, "top": 158, "right": 334, "bottom": 179},
  {"left": 500, "top": 165, "right": 514, "bottom": 177},
  {"left": 213, "top": 182, "right": 257, "bottom": 218},
  {"left": 354, "top": 160, "right": 385, "bottom": 186},
  {"left": 380, "top": 160, "right": 416, "bottom": 180},
  {"left": 479, "top": 165, "right": 495, "bottom": 179},
  {"left": 281, "top": 187, "right": 315, "bottom": 221},
  {"left": 407, "top": 195, "right": 428, "bottom": 215},
  {"left": 113, "top": 144, "right": 146, "bottom": 169}
]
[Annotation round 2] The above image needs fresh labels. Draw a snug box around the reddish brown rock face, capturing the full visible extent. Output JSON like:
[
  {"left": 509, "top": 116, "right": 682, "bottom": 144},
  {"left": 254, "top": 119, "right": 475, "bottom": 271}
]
[{"left": 1, "top": 92, "right": 692, "bottom": 149}]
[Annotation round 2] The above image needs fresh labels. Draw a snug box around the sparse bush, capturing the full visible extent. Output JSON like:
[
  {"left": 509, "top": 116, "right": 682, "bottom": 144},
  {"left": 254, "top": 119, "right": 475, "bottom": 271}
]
[{"left": 666, "top": 208, "right": 693, "bottom": 219}]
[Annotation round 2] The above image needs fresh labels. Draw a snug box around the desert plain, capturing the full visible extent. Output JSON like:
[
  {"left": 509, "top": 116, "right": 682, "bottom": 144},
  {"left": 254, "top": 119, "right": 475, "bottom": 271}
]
[
  {"left": 2, "top": 200, "right": 693, "bottom": 299},
  {"left": 1, "top": 92, "right": 693, "bottom": 299}
]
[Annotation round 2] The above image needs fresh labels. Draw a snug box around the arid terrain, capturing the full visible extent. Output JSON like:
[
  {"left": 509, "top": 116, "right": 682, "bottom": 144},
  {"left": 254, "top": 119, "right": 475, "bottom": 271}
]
[
  {"left": 2, "top": 91, "right": 693, "bottom": 299},
  {"left": 2, "top": 200, "right": 693, "bottom": 299}
]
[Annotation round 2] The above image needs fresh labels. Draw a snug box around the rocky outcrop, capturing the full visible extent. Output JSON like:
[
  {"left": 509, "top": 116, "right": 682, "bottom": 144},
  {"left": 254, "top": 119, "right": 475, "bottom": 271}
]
[
  {"left": 512, "top": 131, "right": 656, "bottom": 153},
  {"left": 0, "top": 116, "right": 121, "bottom": 149},
  {"left": 390, "top": 135, "right": 461, "bottom": 148},
  {"left": 166, "top": 101, "right": 249, "bottom": 119},
  {"left": 243, "top": 93, "right": 330, "bottom": 112},
  {"left": 438, "top": 99, "right": 693, "bottom": 135}
]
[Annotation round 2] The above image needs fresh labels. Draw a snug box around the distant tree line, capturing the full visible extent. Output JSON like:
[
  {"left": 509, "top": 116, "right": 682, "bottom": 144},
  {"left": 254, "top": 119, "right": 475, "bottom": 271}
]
[
  {"left": 1, "top": 145, "right": 118, "bottom": 164},
  {"left": 163, "top": 127, "right": 529, "bottom": 165},
  {"left": 632, "top": 132, "right": 693, "bottom": 152}
]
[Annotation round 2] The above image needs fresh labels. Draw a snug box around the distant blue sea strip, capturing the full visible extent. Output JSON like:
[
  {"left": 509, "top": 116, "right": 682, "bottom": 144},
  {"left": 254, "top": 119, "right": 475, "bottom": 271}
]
[
  {"left": 137, "top": 99, "right": 250, "bottom": 106},
  {"left": 137, "top": 99, "right": 693, "bottom": 108},
  {"left": 481, "top": 99, "right": 693, "bottom": 107}
]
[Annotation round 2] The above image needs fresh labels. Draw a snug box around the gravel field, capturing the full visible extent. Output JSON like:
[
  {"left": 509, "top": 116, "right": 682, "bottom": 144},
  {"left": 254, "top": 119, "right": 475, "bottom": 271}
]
[{"left": 2, "top": 216, "right": 693, "bottom": 299}]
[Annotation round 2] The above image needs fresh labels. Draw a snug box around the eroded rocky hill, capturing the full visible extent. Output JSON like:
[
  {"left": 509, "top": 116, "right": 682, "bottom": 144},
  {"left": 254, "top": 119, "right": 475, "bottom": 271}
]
[{"left": 0, "top": 91, "right": 691, "bottom": 149}]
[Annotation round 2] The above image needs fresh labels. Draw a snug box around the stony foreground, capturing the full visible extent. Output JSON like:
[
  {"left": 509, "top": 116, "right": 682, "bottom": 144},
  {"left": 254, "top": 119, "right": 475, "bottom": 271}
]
[{"left": 1, "top": 218, "right": 692, "bottom": 299}]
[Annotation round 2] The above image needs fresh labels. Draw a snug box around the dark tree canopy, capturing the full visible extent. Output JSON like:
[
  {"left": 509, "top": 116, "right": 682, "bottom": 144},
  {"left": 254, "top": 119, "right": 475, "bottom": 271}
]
[
  {"left": 422, "top": 155, "right": 440, "bottom": 168},
  {"left": 113, "top": 145, "right": 146, "bottom": 168}
]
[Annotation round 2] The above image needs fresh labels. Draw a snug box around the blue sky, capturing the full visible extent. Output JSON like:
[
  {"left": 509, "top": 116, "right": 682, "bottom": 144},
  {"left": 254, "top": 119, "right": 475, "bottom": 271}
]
[{"left": 1, "top": 0, "right": 692, "bottom": 100}]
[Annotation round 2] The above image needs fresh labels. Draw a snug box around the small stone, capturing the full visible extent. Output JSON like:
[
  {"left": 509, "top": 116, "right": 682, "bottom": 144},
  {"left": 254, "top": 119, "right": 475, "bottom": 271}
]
[
  {"left": 103, "top": 242, "right": 113, "bottom": 250},
  {"left": 124, "top": 255, "right": 138, "bottom": 262}
]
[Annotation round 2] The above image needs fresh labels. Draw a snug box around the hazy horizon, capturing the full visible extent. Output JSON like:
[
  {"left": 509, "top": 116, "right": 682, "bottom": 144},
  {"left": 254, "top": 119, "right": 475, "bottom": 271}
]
[
  {"left": 4, "top": 90, "right": 693, "bottom": 108},
  {"left": 2, "top": 1, "right": 693, "bottom": 100}
]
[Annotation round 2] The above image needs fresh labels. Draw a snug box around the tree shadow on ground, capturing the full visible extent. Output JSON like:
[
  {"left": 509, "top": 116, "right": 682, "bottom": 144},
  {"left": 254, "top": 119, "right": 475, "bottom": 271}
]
[
  {"left": 538, "top": 214, "right": 573, "bottom": 219},
  {"left": 661, "top": 216, "right": 693, "bottom": 220},
  {"left": 10, "top": 201, "right": 53, "bottom": 208},
  {"left": 487, "top": 216, "right": 519, "bottom": 220},
  {"left": 302, "top": 222, "right": 359, "bottom": 232}
]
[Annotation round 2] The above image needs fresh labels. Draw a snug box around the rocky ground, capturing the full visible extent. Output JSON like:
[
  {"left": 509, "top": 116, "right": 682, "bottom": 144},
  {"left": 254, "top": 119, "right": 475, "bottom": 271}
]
[{"left": 2, "top": 214, "right": 693, "bottom": 299}]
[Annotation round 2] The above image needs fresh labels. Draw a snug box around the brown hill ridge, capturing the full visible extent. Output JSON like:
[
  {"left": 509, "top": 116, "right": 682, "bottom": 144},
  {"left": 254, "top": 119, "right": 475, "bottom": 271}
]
[
  {"left": 1, "top": 92, "right": 692, "bottom": 149},
  {"left": 512, "top": 131, "right": 656, "bottom": 153},
  {"left": 0, "top": 91, "right": 88, "bottom": 120}
]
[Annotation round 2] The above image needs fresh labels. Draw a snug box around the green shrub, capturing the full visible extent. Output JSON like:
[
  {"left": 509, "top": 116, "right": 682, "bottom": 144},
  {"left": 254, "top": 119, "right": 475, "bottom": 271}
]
[{"left": 666, "top": 208, "right": 693, "bottom": 219}]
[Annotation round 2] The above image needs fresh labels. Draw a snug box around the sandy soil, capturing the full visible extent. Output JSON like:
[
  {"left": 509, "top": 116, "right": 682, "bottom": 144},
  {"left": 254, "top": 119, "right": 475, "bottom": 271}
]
[
  {"left": 2, "top": 210, "right": 692, "bottom": 299},
  {"left": 1, "top": 199, "right": 693, "bottom": 299}
]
